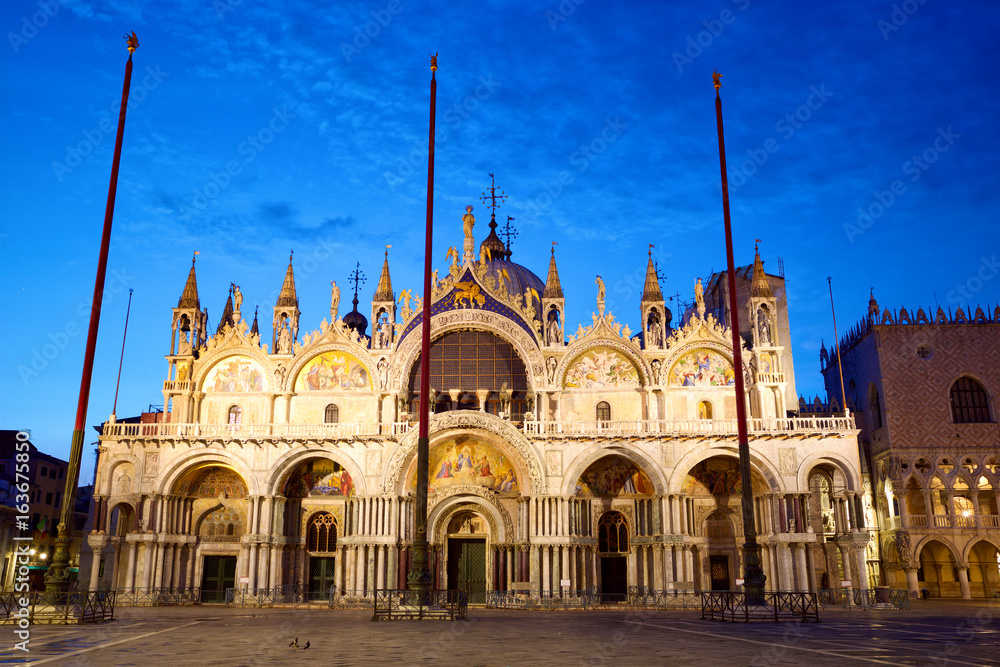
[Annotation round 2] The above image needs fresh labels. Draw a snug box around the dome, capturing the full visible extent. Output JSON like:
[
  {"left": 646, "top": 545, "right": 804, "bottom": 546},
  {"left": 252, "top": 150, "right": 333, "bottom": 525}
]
[
  {"left": 483, "top": 257, "right": 545, "bottom": 321},
  {"left": 343, "top": 299, "right": 368, "bottom": 336}
]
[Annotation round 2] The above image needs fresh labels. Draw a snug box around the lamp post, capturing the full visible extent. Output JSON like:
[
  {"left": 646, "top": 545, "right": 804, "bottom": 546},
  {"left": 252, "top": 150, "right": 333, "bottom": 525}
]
[{"left": 712, "top": 70, "right": 766, "bottom": 604}]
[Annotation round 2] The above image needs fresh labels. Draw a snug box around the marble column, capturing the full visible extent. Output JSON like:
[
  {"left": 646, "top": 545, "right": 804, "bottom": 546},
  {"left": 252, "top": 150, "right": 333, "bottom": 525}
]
[
  {"left": 904, "top": 568, "right": 920, "bottom": 598},
  {"left": 795, "top": 543, "right": 809, "bottom": 591},
  {"left": 957, "top": 564, "right": 971, "bottom": 599}
]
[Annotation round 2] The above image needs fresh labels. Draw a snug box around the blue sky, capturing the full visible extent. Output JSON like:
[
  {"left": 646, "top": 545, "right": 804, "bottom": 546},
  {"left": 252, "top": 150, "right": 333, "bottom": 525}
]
[{"left": 3, "top": 0, "right": 999, "bottom": 483}]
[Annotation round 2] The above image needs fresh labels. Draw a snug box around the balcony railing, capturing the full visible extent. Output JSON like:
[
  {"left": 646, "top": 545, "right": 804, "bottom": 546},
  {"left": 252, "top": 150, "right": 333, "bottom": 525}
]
[
  {"left": 103, "top": 415, "right": 856, "bottom": 440},
  {"left": 932, "top": 515, "right": 952, "bottom": 528},
  {"left": 523, "top": 416, "right": 856, "bottom": 437},
  {"left": 982, "top": 515, "right": 1000, "bottom": 528},
  {"left": 102, "top": 422, "right": 411, "bottom": 439},
  {"left": 757, "top": 372, "right": 785, "bottom": 384},
  {"left": 908, "top": 515, "right": 928, "bottom": 528}
]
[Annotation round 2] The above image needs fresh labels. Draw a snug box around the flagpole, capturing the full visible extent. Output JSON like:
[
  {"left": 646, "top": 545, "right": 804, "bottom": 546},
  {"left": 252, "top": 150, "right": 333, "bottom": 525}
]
[
  {"left": 827, "top": 277, "right": 848, "bottom": 417},
  {"left": 112, "top": 288, "right": 134, "bottom": 418},
  {"left": 407, "top": 53, "right": 437, "bottom": 600},
  {"left": 713, "top": 70, "right": 766, "bottom": 605},
  {"left": 45, "top": 32, "right": 139, "bottom": 602}
]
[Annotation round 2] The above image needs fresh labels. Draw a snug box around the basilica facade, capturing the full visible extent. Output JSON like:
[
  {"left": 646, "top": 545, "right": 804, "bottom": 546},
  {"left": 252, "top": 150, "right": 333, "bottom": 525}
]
[{"left": 84, "top": 210, "right": 862, "bottom": 603}]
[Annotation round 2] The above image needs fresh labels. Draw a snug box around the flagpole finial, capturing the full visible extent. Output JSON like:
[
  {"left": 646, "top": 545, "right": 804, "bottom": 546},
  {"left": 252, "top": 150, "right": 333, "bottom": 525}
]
[
  {"left": 124, "top": 31, "right": 139, "bottom": 53},
  {"left": 430, "top": 52, "right": 438, "bottom": 71},
  {"left": 713, "top": 69, "right": 722, "bottom": 91}
]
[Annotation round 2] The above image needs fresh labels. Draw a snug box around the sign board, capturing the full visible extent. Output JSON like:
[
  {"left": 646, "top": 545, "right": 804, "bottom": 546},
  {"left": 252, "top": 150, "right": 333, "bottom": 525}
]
[
  {"left": 240, "top": 577, "right": 250, "bottom": 584},
  {"left": 560, "top": 579, "right": 571, "bottom": 588},
  {"left": 840, "top": 579, "right": 851, "bottom": 588},
  {"left": 735, "top": 578, "right": 744, "bottom": 586}
]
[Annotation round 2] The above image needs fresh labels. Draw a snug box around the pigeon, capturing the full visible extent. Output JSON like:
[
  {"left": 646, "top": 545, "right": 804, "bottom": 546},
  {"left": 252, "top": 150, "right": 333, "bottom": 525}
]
[
  {"left": 289, "top": 638, "right": 298, "bottom": 648},
  {"left": 303, "top": 641, "right": 310, "bottom": 650}
]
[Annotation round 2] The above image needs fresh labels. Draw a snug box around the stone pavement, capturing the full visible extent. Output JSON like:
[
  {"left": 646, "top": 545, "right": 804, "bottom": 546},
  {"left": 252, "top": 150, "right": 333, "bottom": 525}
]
[{"left": 1, "top": 599, "right": 998, "bottom": 666}]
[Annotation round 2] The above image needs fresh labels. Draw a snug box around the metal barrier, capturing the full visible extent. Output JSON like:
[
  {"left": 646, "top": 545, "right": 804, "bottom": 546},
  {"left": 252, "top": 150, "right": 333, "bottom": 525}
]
[
  {"left": 701, "top": 591, "right": 820, "bottom": 623},
  {"left": 0, "top": 591, "right": 116, "bottom": 624},
  {"left": 329, "top": 589, "right": 378, "bottom": 609},
  {"left": 485, "top": 588, "right": 701, "bottom": 611},
  {"left": 371, "top": 589, "right": 468, "bottom": 620},
  {"left": 98, "top": 588, "right": 201, "bottom": 606},
  {"left": 817, "top": 588, "right": 909, "bottom": 610}
]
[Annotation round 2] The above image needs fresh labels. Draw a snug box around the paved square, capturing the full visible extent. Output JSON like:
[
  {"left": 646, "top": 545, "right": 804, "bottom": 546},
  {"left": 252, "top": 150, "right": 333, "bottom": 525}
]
[{"left": 2, "top": 600, "right": 999, "bottom": 666}]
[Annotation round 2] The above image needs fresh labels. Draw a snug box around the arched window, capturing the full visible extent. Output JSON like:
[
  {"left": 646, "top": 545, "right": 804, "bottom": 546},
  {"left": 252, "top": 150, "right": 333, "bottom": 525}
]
[
  {"left": 869, "top": 386, "right": 882, "bottom": 430},
  {"left": 596, "top": 401, "right": 611, "bottom": 421},
  {"left": 598, "top": 511, "right": 628, "bottom": 553},
  {"left": 228, "top": 405, "right": 242, "bottom": 424},
  {"left": 951, "top": 377, "right": 990, "bottom": 423},
  {"left": 307, "top": 512, "right": 337, "bottom": 552},
  {"left": 698, "top": 400, "right": 713, "bottom": 420},
  {"left": 324, "top": 403, "right": 340, "bottom": 424}
]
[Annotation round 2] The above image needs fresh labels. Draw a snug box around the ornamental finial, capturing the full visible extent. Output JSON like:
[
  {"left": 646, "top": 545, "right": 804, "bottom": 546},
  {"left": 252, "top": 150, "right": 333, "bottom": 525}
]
[
  {"left": 430, "top": 52, "right": 438, "bottom": 71},
  {"left": 124, "top": 31, "right": 139, "bottom": 53},
  {"left": 712, "top": 69, "right": 722, "bottom": 91}
]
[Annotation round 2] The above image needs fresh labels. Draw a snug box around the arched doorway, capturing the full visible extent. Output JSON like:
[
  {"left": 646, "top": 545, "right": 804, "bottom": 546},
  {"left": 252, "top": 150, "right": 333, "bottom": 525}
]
[
  {"left": 445, "top": 510, "right": 488, "bottom": 604},
  {"left": 705, "top": 510, "right": 736, "bottom": 590},
  {"left": 918, "top": 540, "right": 958, "bottom": 597},
  {"left": 598, "top": 511, "right": 629, "bottom": 601},
  {"left": 307, "top": 512, "right": 338, "bottom": 600},
  {"left": 967, "top": 540, "right": 1000, "bottom": 598},
  {"left": 106, "top": 503, "right": 135, "bottom": 590},
  {"left": 173, "top": 464, "right": 249, "bottom": 603}
]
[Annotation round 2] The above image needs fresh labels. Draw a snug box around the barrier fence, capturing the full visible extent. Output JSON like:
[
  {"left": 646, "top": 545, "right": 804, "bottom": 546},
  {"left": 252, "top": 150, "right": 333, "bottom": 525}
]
[
  {"left": 701, "top": 591, "right": 820, "bottom": 623},
  {"left": 371, "top": 589, "right": 468, "bottom": 620},
  {"left": 486, "top": 588, "right": 702, "bottom": 610},
  {"left": 817, "top": 588, "right": 910, "bottom": 610},
  {"left": 0, "top": 591, "right": 116, "bottom": 624}
]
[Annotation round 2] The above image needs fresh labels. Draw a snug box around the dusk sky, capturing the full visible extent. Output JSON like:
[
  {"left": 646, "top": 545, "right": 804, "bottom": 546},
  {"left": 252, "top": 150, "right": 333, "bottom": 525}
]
[{"left": 3, "top": 0, "right": 999, "bottom": 483}]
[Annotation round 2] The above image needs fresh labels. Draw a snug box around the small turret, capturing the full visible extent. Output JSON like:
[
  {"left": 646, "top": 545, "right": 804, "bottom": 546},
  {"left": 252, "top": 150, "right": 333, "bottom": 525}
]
[
  {"left": 272, "top": 251, "right": 300, "bottom": 354},
  {"left": 542, "top": 244, "right": 565, "bottom": 347},
  {"left": 371, "top": 247, "right": 395, "bottom": 349},
  {"left": 640, "top": 246, "right": 667, "bottom": 349}
]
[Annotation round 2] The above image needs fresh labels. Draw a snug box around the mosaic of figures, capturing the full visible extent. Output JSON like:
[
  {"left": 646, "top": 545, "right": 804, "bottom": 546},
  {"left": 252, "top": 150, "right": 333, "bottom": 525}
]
[
  {"left": 416, "top": 437, "right": 519, "bottom": 494},
  {"left": 283, "top": 459, "right": 355, "bottom": 498},
  {"left": 295, "top": 351, "right": 371, "bottom": 391},
  {"left": 683, "top": 458, "right": 766, "bottom": 496},
  {"left": 564, "top": 347, "right": 640, "bottom": 389},
  {"left": 575, "top": 456, "right": 655, "bottom": 497},
  {"left": 204, "top": 355, "right": 266, "bottom": 393},
  {"left": 174, "top": 465, "right": 249, "bottom": 499},
  {"left": 668, "top": 348, "right": 735, "bottom": 387}
]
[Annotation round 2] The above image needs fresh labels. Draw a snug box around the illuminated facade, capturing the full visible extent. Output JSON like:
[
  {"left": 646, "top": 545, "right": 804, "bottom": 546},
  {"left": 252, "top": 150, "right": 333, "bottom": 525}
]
[{"left": 84, "top": 209, "right": 862, "bottom": 602}]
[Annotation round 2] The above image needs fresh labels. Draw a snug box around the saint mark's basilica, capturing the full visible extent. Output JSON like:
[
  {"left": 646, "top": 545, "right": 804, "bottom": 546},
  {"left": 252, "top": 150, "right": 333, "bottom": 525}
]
[{"left": 85, "top": 197, "right": 900, "bottom": 604}]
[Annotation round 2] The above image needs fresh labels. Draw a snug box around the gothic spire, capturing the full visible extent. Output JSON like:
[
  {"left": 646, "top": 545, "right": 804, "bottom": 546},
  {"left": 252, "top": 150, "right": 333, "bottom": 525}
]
[
  {"left": 750, "top": 243, "right": 773, "bottom": 298},
  {"left": 250, "top": 306, "right": 259, "bottom": 337},
  {"left": 177, "top": 252, "right": 200, "bottom": 309},
  {"left": 217, "top": 287, "right": 235, "bottom": 334},
  {"left": 642, "top": 246, "right": 663, "bottom": 302},
  {"left": 543, "top": 243, "right": 564, "bottom": 299},
  {"left": 276, "top": 250, "right": 298, "bottom": 308},
  {"left": 373, "top": 246, "right": 394, "bottom": 302}
]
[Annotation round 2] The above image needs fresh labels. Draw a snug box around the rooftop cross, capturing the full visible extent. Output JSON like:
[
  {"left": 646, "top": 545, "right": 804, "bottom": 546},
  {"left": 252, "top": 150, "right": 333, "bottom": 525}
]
[
  {"left": 479, "top": 172, "right": 508, "bottom": 215},
  {"left": 349, "top": 261, "right": 366, "bottom": 302},
  {"left": 500, "top": 215, "right": 518, "bottom": 258}
]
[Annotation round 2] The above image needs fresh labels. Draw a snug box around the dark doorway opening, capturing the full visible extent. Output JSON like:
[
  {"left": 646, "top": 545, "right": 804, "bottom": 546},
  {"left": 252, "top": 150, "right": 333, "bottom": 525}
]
[
  {"left": 600, "top": 556, "right": 628, "bottom": 602},
  {"left": 710, "top": 554, "right": 731, "bottom": 591},
  {"left": 201, "top": 555, "right": 237, "bottom": 603},
  {"left": 447, "top": 538, "right": 486, "bottom": 604},
  {"left": 309, "top": 556, "right": 337, "bottom": 600}
]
